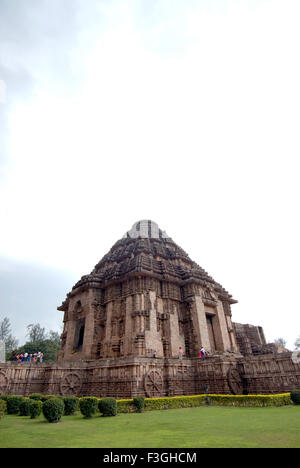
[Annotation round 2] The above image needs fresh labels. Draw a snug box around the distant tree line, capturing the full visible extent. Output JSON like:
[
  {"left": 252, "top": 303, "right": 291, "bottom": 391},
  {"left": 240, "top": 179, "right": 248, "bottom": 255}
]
[{"left": 0, "top": 317, "right": 61, "bottom": 362}]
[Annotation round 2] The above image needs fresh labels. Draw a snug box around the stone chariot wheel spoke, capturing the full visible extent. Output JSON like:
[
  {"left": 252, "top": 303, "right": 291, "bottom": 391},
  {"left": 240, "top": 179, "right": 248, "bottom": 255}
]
[
  {"left": 60, "top": 372, "right": 82, "bottom": 396},
  {"left": 144, "top": 369, "right": 163, "bottom": 397}
]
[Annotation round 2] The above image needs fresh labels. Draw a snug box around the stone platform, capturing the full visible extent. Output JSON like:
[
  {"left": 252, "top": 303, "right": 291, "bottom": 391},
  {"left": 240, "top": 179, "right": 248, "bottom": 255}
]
[{"left": 1, "top": 351, "right": 299, "bottom": 398}]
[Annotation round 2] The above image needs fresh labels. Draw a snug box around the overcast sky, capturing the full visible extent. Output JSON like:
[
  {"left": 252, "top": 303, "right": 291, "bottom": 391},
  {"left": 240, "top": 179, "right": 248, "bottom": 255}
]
[{"left": 0, "top": 0, "right": 299, "bottom": 349}]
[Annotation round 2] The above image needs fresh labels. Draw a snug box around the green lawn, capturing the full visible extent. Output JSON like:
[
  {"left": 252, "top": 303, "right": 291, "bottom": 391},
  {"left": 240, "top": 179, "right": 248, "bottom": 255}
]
[{"left": 0, "top": 406, "right": 300, "bottom": 448}]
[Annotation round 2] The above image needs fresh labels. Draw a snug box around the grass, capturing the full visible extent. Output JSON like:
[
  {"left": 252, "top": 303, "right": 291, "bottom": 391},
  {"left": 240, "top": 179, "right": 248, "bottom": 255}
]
[{"left": 0, "top": 406, "right": 300, "bottom": 448}]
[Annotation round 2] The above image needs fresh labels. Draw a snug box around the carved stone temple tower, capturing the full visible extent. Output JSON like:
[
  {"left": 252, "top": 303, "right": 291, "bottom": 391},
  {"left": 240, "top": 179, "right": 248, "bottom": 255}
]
[
  {"left": 0, "top": 221, "right": 299, "bottom": 398},
  {"left": 57, "top": 220, "right": 239, "bottom": 362}
]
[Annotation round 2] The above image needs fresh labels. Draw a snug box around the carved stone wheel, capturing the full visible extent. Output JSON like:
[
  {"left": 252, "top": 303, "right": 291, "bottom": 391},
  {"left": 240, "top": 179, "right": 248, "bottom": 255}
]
[
  {"left": 0, "top": 372, "right": 8, "bottom": 395},
  {"left": 60, "top": 372, "right": 82, "bottom": 396},
  {"left": 227, "top": 367, "right": 243, "bottom": 395},
  {"left": 144, "top": 369, "right": 164, "bottom": 397}
]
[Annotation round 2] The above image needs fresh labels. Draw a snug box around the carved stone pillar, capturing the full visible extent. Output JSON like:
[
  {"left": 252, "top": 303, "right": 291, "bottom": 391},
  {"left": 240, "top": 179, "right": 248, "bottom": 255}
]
[
  {"left": 191, "top": 295, "right": 211, "bottom": 353},
  {"left": 169, "top": 303, "right": 185, "bottom": 357},
  {"left": 145, "top": 290, "right": 163, "bottom": 357},
  {"left": 214, "top": 300, "right": 232, "bottom": 351},
  {"left": 82, "top": 290, "right": 96, "bottom": 359},
  {"left": 123, "top": 295, "right": 133, "bottom": 356}
]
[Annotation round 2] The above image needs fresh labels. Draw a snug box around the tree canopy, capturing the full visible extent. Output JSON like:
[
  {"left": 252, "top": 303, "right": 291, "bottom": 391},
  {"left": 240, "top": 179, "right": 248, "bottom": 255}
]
[
  {"left": 0, "top": 317, "right": 18, "bottom": 356},
  {"left": 8, "top": 322, "right": 61, "bottom": 362}
]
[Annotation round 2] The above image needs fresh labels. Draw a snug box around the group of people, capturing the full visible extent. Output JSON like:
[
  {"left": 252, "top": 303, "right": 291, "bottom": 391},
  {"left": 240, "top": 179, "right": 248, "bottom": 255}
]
[{"left": 13, "top": 351, "right": 44, "bottom": 363}]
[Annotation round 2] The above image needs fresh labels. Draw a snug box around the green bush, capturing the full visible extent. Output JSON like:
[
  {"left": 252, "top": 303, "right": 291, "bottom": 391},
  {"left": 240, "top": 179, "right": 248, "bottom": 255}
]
[
  {"left": 19, "top": 398, "right": 32, "bottom": 416},
  {"left": 6, "top": 396, "right": 26, "bottom": 415},
  {"left": 29, "top": 394, "right": 59, "bottom": 402},
  {"left": 99, "top": 398, "right": 117, "bottom": 417},
  {"left": 79, "top": 397, "right": 98, "bottom": 419},
  {"left": 63, "top": 396, "right": 79, "bottom": 415},
  {"left": 29, "top": 393, "right": 43, "bottom": 401},
  {"left": 116, "top": 399, "right": 136, "bottom": 413},
  {"left": 144, "top": 395, "right": 207, "bottom": 411},
  {"left": 133, "top": 397, "right": 145, "bottom": 413},
  {"left": 116, "top": 393, "right": 292, "bottom": 413},
  {"left": 42, "top": 398, "right": 65, "bottom": 423},
  {"left": 0, "top": 395, "right": 9, "bottom": 402},
  {"left": 290, "top": 390, "right": 300, "bottom": 405},
  {"left": 29, "top": 400, "right": 43, "bottom": 419},
  {"left": 0, "top": 400, "right": 6, "bottom": 420},
  {"left": 207, "top": 394, "right": 292, "bottom": 407}
]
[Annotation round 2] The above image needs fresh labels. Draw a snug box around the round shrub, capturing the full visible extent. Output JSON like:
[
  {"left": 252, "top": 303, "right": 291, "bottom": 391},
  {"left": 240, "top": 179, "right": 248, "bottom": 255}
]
[
  {"left": 63, "top": 396, "right": 79, "bottom": 415},
  {"left": 0, "top": 395, "right": 9, "bottom": 402},
  {"left": 41, "top": 395, "right": 59, "bottom": 402},
  {"left": 0, "top": 400, "right": 6, "bottom": 420},
  {"left": 133, "top": 397, "right": 145, "bottom": 413},
  {"left": 19, "top": 398, "right": 32, "bottom": 416},
  {"left": 79, "top": 397, "right": 98, "bottom": 418},
  {"left": 6, "top": 396, "right": 25, "bottom": 415},
  {"left": 290, "top": 390, "right": 300, "bottom": 405},
  {"left": 29, "top": 400, "right": 43, "bottom": 419},
  {"left": 29, "top": 394, "right": 58, "bottom": 402},
  {"left": 42, "top": 398, "right": 65, "bottom": 423},
  {"left": 99, "top": 398, "right": 117, "bottom": 417}
]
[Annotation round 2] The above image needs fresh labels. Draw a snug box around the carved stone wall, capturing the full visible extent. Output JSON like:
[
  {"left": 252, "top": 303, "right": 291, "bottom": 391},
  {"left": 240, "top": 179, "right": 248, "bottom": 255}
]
[
  {"left": 1, "top": 352, "right": 299, "bottom": 398},
  {"left": 233, "top": 322, "right": 267, "bottom": 356}
]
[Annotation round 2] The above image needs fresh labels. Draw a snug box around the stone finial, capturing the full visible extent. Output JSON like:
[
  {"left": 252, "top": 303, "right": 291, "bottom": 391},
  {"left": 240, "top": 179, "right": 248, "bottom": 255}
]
[{"left": 123, "top": 220, "right": 170, "bottom": 239}]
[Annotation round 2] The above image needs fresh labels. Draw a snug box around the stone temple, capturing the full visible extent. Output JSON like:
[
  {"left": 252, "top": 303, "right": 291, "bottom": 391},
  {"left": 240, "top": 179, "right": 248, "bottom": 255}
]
[{"left": 0, "top": 220, "right": 299, "bottom": 397}]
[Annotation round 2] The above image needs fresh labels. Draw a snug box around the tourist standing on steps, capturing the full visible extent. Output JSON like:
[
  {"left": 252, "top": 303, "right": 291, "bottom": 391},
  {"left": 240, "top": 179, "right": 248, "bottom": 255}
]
[
  {"left": 200, "top": 346, "right": 206, "bottom": 359},
  {"left": 178, "top": 347, "right": 183, "bottom": 360}
]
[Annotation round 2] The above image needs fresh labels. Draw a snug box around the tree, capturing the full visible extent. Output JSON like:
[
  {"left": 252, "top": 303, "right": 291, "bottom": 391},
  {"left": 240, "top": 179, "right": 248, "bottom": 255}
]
[
  {"left": 294, "top": 336, "right": 300, "bottom": 350},
  {"left": 274, "top": 337, "right": 287, "bottom": 348},
  {"left": 48, "top": 330, "right": 61, "bottom": 344},
  {"left": 0, "top": 317, "right": 18, "bottom": 355},
  {"left": 8, "top": 324, "right": 62, "bottom": 362},
  {"left": 26, "top": 323, "right": 47, "bottom": 342},
  {"left": 13, "top": 339, "right": 61, "bottom": 362}
]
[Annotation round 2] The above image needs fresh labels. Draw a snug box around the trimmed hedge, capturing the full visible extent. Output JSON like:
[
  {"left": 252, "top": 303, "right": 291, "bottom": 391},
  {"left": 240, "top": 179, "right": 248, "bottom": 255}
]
[
  {"left": 205, "top": 394, "right": 292, "bottom": 407},
  {"left": 42, "top": 398, "right": 65, "bottom": 423},
  {"left": 99, "top": 398, "right": 117, "bottom": 417},
  {"left": 29, "top": 393, "right": 43, "bottom": 401},
  {"left": 1, "top": 392, "right": 293, "bottom": 420},
  {"left": 29, "top": 394, "right": 60, "bottom": 402},
  {"left": 133, "top": 397, "right": 145, "bottom": 413},
  {"left": 0, "top": 395, "right": 9, "bottom": 402},
  {"left": 79, "top": 397, "right": 98, "bottom": 419},
  {"left": 29, "top": 400, "right": 43, "bottom": 419},
  {"left": 116, "top": 393, "right": 292, "bottom": 413},
  {"left": 19, "top": 398, "right": 32, "bottom": 416},
  {"left": 0, "top": 400, "right": 6, "bottom": 420},
  {"left": 63, "top": 396, "right": 79, "bottom": 415},
  {"left": 290, "top": 390, "right": 300, "bottom": 405},
  {"left": 6, "top": 396, "right": 26, "bottom": 415}
]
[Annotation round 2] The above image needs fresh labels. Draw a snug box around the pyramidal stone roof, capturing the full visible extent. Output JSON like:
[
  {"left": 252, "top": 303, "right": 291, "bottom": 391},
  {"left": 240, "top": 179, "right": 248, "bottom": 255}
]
[{"left": 68, "top": 220, "right": 236, "bottom": 303}]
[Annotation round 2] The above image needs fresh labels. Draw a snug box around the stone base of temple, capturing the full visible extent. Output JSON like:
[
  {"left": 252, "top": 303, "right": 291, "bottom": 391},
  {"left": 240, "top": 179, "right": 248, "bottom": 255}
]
[{"left": 0, "top": 352, "right": 299, "bottom": 398}]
